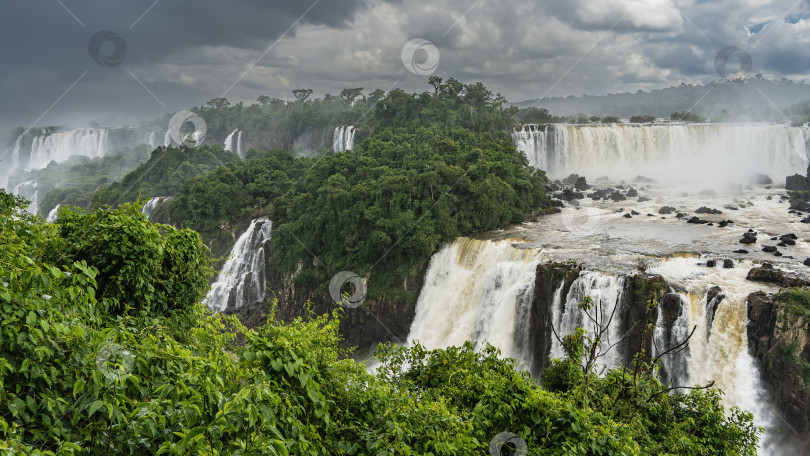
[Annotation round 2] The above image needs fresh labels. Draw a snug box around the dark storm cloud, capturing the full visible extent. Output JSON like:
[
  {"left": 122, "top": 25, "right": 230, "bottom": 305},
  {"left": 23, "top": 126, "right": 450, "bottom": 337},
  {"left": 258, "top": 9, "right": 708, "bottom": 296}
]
[
  {"left": 2, "top": 0, "right": 810, "bottom": 130},
  {"left": 0, "top": 0, "right": 373, "bottom": 127}
]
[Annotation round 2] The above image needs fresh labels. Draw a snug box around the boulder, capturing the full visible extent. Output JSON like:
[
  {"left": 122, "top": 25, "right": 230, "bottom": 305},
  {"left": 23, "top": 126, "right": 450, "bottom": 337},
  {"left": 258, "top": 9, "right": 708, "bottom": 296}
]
[
  {"left": 627, "top": 188, "right": 639, "bottom": 197},
  {"left": 658, "top": 206, "right": 676, "bottom": 215},
  {"left": 746, "top": 264, "right": 810, "bottom": 287},
  {"left": 695, "top": 206, "right": 722, "bottom": 215}
]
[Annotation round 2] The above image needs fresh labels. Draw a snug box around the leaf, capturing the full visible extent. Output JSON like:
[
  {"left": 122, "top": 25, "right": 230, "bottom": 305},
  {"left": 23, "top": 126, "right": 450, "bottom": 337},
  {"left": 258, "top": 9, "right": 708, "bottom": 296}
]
[{"left": 88, "top": 400, "right": 105, "bottom": 418}]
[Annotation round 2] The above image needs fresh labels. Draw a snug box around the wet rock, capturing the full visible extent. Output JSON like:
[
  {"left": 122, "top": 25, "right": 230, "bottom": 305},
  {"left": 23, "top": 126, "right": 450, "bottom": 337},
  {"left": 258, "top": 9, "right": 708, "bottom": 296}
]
[
  {"left": 717, "top": 220, "right": 734, "bottom": 228},
  {"left": 574, "top": 176, "right": 590, "bottom": 191},
  {"left": 774, "top": 251, "right": 783, "bottom": 257},
  {"left": 778, "top": 242, "right": 787, "bottom": 247},
  {"left": 706, "top": 286, "right": 725, "bottom": 326},
  {"left": 623, "top": 213, "right": 633, "bottom": 218},
  {"left": 706, "top": 259, "right": 717, "bottom": 267},
  {"left": 637, "top": 196, "right": 652, "bottom": 202},
  {"left": 695, "top": 206, "right": 722, "bottom": 214},
  {"left": 746, "top": 265, "right": 810, "bottom": 287},
  {"left": 724, "top": 205, "right": 739, "bottom": 211},
  {"left": 687, "top": 216, "right": 708, "bottom": 224},
  {"left": 723, "top": 259, "right": 734, "bottom": 268},
  {"left": 658, "top": 206, "right": 676, "bottom": 215},
  {"left": 627, "top": 188, "right": 639, "bottom": 197},
  {"left": 630, "top": 210, "right": 640, "bottom": 216},
  {"left": 675, "top": 213, "right": 687, "bottom": 219},
  {"left": 804, "top": 258, "right": 810, "bottom": 267},
  {"left": 763, "top": 246, "right": 778, "bottom": 253},
  {"left": 562, "top": 173, "right": 581, "bottom": 186},
  {"left": 647, "top": 213, "right": 655, "bottom": 217},
  {"left": 610, "top": 191, "right": 627, "bottom": 202},
  {"left": 780, "top": 234, "right": 797, "bottom": 245},
  {"left": 734, "top": 249, "right": 749, "bottom": 254},
  {"left": 561, "top": 189, "right": 584, "bottom": 201},
  {"left": 739, "top": 231, "right": 758, "bottom": 244}
]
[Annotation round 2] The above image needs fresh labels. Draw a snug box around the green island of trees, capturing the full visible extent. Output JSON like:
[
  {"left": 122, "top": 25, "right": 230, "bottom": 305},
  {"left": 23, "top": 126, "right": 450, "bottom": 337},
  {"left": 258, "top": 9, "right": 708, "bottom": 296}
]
[{"left": 0, "top": 192, "right": 759, "bottom": 454}]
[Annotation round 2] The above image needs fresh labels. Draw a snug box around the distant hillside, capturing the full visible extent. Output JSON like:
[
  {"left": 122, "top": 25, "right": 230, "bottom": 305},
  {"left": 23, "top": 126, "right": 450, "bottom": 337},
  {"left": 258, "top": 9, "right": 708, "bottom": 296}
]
[{"left": 514, "top": 78, "right": 810, "bottom": 122}]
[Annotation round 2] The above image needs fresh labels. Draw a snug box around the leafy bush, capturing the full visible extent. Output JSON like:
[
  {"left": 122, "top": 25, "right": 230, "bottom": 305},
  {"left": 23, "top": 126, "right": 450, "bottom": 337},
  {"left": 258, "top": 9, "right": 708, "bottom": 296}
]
[{"left": 46, "top": 201, "right": 212, "bottom": 315}]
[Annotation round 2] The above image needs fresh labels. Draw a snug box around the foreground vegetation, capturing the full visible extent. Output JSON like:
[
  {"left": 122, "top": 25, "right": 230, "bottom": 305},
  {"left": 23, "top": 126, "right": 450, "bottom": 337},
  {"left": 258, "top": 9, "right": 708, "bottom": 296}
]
[{"left": 1, "top": 192, "right": 760, "bottom": 454}]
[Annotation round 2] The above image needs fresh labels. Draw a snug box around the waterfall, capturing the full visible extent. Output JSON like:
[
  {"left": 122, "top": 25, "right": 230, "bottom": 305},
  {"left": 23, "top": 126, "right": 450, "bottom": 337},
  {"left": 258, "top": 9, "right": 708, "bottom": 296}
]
[
  {"left": 224, "top": 130, "right": 244, "bottom": 157},
  {"left": 140, "top": 197, "right": 171, "bottom": 220},
  {"left": 548, "top": 271, "right": 625, "bottom": 371},
  {"left": 406, "top": 237, "right": 543, "bottom": 365},
  {"left": 205, "top": 218, "right": 272, "bottom": 313},
  {"left": 12, "top": 180, "right": 38, "bottom": 215},
  {"left": 164, "top": 130, "right": 172, "bottom": 147},
  {"left": 332, "top": 126, "right": 356, "bottom": 152},
  {"left": 46, "top": 204, "right": 60, "bottom": 222},
  {"left": 511, "top": 124, "right": 550, "bottom": 169},
  {"left": 646, "top": 258, "right": 784, "bottom": 453},
  {"left": 512, "top": 123, "right": 810, "bottom": 183}
]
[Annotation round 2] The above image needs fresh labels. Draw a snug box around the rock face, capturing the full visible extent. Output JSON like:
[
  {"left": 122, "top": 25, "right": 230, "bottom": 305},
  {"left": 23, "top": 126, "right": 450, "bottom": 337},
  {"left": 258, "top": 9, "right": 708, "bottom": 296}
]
[
  {"left": 527, "top": 262, "right": 582, "bottom": 377},
  {"left": 747, "top": 292, "right": 810, "bottom": 433},
  {"left": 786, "top": 166, "right": 810, "bottom": 191},
  {"left": 225, "top": 245, "right": 427, "bottom": 351},
  {"left": 528, "top": 263, "right": 669, "bottom": 377}
]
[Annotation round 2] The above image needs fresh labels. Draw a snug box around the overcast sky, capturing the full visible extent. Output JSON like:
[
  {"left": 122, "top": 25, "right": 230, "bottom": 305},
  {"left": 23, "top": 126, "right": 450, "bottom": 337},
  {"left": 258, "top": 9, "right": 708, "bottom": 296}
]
[{"left": 1, "top": 0, "right": 809, "bottom": 129}]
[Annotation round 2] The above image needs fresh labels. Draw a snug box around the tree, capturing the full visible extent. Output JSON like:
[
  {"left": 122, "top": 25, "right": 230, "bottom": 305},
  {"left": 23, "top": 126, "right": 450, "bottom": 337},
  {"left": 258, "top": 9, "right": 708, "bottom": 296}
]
[
  {"left": 292, "top": 88, "right": 314, "bottom": 102},
  {"left": 206, "top": 97, "right": 231, "bottom": 110},
  {"left": 339, "top": 88, "right": 364, "bottom": 104},
  {"left": 256, "top": 95, "right": 272, "bottom": 105}
]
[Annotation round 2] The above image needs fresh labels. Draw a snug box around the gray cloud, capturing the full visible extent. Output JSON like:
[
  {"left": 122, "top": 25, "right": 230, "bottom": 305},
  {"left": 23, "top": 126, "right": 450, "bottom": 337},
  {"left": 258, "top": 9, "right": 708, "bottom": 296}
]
[{"left": 1, "top": 0, "right": 810, "bottom": 130}]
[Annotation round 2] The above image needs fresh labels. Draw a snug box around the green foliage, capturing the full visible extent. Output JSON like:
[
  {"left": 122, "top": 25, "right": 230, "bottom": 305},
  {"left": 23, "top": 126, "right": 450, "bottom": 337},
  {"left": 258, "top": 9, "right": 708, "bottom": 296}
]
[
  {"left": 45, "top": 201, "right": 212, "bottom": 315},
  {"left": 164, "top": 81, "right": 551, "bottom": 295},
  {"left": 670, "top": 112, "right": 705, "bottom": 123},
  {"left": 0, "top": 194, "right": 763, "bottom": 454},
  {"left": 629, "top": 115, "right": 656, "bottom": 123},
  {"left": 774, "top": 288, "right": 810, "bottom": 320},
  {"left": 98, "top": 145, "right": 239, "bottom": 206}
]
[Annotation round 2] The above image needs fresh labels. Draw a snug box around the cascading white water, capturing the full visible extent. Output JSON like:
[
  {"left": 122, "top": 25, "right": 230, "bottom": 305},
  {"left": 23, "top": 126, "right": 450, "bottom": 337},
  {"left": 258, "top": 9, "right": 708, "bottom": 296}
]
[
  {"left": 406, "top": 237, "right": 544, "bottom": 366},
  {"left": 12, "top": 180, "right": 38, "bottom": 215},
  {"left": 647, "top": 257, "right": 784, "bottom": 454},
  {"left": 512, "top": 124, "right": 550, "bottom": 170},
  {"left": 3, "top": 127, "right": 167, "bottom": 213},
  {"left": 332, "top": 126, "right": 356, "bottom": 152},
  {"left": 652, "top": 295, "right": 691, "bottom": 387},
  {"left": 548, "top": 271, "right": 625, "bottom": 371},
  {"left": 205, "top": 218, "right": 272, "bottom": 313},
  {"left": 513, "top": 123, "right": 810, "bottom": 184},
  {"left": 224, "top": 130, "right": 244, "bottom": 158},
  {"left": 140, "top": 196, "right": 171, "bottom": 220},
  {"left": 46, "top": 204, "right": 60, "bottom": 222}
]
